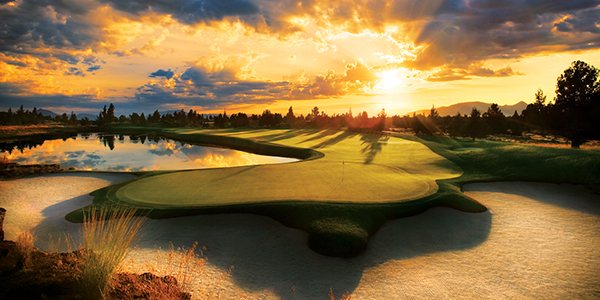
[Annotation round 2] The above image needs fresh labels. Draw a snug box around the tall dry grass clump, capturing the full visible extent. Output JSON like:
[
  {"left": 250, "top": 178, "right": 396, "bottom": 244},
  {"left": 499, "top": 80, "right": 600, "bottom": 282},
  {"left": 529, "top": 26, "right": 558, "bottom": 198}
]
[
  {"left": 329, "top": 288, "right": 352, "bottom": 300},
  {"left": 79, "top": 207, "right": 145, "bottom": 299},
  {"left": 15, "top": 230, "right": 34, "bottom": 269}
]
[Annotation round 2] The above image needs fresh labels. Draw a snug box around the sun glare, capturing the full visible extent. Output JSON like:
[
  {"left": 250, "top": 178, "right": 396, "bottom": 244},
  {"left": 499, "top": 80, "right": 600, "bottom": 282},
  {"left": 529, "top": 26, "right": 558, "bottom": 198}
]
[{"left": 377, "top": 69, "right": 403, "bottom": 91}]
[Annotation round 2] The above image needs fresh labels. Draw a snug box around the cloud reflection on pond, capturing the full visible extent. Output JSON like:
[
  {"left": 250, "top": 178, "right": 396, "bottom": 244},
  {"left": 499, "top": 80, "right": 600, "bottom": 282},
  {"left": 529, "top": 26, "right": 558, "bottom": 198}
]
[{"left": 1, "top": 134, "right": 297, "bottom": 171}]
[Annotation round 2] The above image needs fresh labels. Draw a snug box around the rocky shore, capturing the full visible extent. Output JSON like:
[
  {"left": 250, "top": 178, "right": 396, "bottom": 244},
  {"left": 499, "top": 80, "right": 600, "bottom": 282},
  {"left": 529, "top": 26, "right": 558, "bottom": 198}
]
[{"left": 0, "top": 162, "right": 64, "bottom": 179}]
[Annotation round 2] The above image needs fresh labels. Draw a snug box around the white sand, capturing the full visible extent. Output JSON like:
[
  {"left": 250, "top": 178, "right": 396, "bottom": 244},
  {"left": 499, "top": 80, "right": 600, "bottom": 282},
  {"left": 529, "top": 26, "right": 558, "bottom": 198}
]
[
  {"left": 1, "top": 175, "right": 599, "bottom": 299},
  {"left": 0, "top": 173, "right": 136, "bottom": 245}
]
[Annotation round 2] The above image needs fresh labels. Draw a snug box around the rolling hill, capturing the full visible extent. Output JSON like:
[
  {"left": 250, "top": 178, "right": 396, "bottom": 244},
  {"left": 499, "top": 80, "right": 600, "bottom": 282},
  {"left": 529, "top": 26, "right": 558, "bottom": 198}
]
[{"left": 411, "top": 101, "right": 528, "bottom": 117}]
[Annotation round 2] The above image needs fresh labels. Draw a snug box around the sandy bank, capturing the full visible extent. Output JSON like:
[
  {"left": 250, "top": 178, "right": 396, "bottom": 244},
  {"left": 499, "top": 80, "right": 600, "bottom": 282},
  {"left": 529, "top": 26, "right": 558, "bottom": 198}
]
[{"left": 1, "top": 175, "right": 599, "bottom": 299}]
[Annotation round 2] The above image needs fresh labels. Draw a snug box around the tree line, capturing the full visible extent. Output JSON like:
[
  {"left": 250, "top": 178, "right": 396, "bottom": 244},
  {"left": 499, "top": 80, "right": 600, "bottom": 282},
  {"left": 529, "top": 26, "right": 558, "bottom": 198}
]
[
  {"left": 412, "top": 60, "right": 599, "bottom": 148},
  {"left": 1, "top": 60, "right": 598, "bottom": 148}
]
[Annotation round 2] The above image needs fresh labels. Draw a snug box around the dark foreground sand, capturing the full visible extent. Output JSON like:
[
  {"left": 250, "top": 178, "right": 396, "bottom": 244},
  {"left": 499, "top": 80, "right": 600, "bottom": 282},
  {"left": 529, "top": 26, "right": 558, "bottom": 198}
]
[{"left": 1, "top": 174, "right": 599, "bottom": 299}]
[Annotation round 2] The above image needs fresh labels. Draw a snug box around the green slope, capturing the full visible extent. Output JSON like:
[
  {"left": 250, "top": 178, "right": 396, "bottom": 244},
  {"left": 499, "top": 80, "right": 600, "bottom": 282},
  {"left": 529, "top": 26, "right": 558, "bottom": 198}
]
[{"left": 111, "top": 129, "right": 461, "bottom": 207}]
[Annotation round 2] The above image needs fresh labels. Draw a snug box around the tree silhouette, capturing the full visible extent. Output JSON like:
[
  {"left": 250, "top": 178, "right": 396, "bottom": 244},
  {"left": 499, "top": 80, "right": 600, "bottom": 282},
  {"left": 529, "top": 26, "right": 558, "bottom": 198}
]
[
  {"left": 550, "top": 61, "right": 600, "bottom": 148},
  {"left": 286, "top": 106, "right": 296, "bottom": 125},
  {"left": 69, "top": 112, "right": 78, "bottom": 124},
  {"left": 410, "top": 115, "right": 430, "bottom": 135},
  {"left": 259, "top": 110, "right": 274, "bottom": 127},
  {"left": 466, "top": 107, "right": 486, "bottom": 141},
  {"left": 107, "top": 103, "right": 116, "bottom": 123},
  {"left": 427, "top": 105, "right": 440, "bottom": 134},
  {"left": 482, "top": 103, "right": 506, "bottom": 134},
  {"left": 230, "top": 113, "right": 250, "bottom": 127},
  {"left": 522, "top": 88, "right": 549, "bottom": 131},
  {"left": 446, "top": 112, "right": 465, "bottom": 137},
  {"left": 376, "top": 108, "right": 387, "bottom": 131}
]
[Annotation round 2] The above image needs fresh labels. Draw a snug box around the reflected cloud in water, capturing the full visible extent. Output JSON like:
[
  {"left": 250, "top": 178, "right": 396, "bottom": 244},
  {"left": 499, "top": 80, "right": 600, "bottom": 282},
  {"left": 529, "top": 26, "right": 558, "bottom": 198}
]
[{"left": 1, "top": 134, "right": 297, "bottom": 171}]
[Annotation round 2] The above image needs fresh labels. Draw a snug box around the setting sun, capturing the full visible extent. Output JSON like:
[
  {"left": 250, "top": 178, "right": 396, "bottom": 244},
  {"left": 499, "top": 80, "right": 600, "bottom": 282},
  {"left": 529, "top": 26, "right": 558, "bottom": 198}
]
[
  {"left": 377, "top": 69, "right": 404, "bottom": 91},
  {"left": 0, "top": 1, "right": 599, "bottom": 117}
]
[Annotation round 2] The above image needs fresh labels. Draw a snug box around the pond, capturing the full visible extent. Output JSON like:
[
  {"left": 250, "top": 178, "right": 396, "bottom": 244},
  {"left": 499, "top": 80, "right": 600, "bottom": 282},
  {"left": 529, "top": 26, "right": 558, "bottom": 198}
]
[{"left": 0, "top": 133, "right": 298, "bottom": 171}]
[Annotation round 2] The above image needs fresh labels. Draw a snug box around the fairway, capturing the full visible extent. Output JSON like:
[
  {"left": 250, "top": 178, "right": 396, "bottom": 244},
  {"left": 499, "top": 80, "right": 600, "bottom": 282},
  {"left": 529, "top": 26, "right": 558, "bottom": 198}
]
[{"left": 111, "top": 129, "right": 462, "bottom": 208}]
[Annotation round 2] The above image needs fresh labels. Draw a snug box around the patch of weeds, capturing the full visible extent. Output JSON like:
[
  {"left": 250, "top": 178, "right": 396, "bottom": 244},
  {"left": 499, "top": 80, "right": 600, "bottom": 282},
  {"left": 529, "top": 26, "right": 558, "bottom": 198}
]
[
  {"left": 15, "top": 231, "right": 34, "bottom": 270},
  {"left": 79, "top": 207, "right": 146, "bottom": 299}
]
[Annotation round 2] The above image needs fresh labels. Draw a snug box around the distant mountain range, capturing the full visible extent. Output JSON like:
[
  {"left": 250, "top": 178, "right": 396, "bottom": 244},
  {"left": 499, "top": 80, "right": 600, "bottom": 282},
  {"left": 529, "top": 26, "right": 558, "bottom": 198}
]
[
  {"left": 76, "top": 113, "right": 98, "bottom": 120},
  {"left": 37, "top": 108, "right": 57, "bottom": 117},
  {"left": 411, "top": 101, "right": 528, "bottom": 117},
  {"left": 37, "top": 109, "right": 96, "bottom": 120}
]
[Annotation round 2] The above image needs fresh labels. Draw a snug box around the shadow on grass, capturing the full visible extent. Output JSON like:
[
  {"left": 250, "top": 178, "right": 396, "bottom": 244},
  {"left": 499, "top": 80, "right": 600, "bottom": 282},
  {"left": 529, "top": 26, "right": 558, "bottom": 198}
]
[
  {"left": 300, "top": 128, "right": 343, "bottom": 144},
  {"left": 212, "top": 165, "right": 259, "bottom": 183},
  {"left": 360, "top": 133, "right": 389, "bottom": 164},
  {"left": 313, "top": 130, "right": 359, "bottom": 149},
  {"left": 256, "top": 128, "right": 322, "bottom": 143}
]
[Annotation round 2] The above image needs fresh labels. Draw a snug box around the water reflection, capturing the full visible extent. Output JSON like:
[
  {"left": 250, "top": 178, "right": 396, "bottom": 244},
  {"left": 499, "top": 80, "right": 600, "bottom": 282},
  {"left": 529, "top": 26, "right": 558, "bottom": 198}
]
[{"left": 1, "top": 134, "right": 297, "bottom": 171}]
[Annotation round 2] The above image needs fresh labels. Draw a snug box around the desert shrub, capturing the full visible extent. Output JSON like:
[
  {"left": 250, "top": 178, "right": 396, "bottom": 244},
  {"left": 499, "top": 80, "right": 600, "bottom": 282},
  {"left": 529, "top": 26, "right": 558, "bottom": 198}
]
[
  {"left": 79, "top": 207, "right": 145, "bottom": 299},
  {"left": 15, "top": 231, "right": 34, "bottom": 269},
  {"left": 329, "top": 288, "right": 352, "bottom": 300}
]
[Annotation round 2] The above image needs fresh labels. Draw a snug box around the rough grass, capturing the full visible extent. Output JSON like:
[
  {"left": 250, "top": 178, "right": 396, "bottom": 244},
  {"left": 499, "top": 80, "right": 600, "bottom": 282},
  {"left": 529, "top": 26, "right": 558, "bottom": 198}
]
[
  {"left": 66, "top": 127, "right": 599, "bottom": 257},
  {"left": 406, "top": 134, "right": 600, "bottom": 192},
  {"left": 15, "top": 231, "right": 34, "bottom": 269},
  {"left": 79, "top": 207, "right": 146, "bottom": 299}
]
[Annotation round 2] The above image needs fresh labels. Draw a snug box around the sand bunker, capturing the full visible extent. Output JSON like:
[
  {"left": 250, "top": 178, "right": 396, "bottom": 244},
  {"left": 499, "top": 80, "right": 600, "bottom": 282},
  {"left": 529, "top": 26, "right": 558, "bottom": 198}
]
[
  {"left": 1, "top": 174, "right": 599, "bottom": 299},
  {"left": 0, "top": 173, "right": 136, "bottom": 244}
]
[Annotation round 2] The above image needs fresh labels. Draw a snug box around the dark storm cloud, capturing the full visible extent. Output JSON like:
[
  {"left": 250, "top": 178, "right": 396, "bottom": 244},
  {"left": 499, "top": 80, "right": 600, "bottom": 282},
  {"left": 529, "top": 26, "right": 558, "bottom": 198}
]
[
  {"left": 64, "top": 150, "right": 85, "bottom": 158},
  {"left": 85, "top": 153, "right": 102, "bottom": 160},
  {"left": 0, "top": 90, "right": 109, "bottom": 111},
  {"left": 136, "top": 74, "right": 288, "bottom": 108},
  {"left": 66, "top": 67, "right": 85, "bottom": 77},
  {"left": 100, "top": 0, "right": 260, "bottom": 24},
  {"left": 0, "top": 82, "right": 27, "bottom": 95},
  {"left": 0, "top": 0, "right": 598, "bottom": 104},
  {"left": 87, "top": 65, "right": 102, "bottom": 72},
  {"left": 6, "top": 60, "right": 27, "bottom": 67},
  {"left": 397, "top": 0, "right": 600, "bottom": 71},
  {"left": 0, "top": 0, "right": 106, "bottom": 73},
  {"left": 134, "top": 61, "right": 377, "bottom": 109},
  {"left": 149, "top": 69, "right": 175, "bottom": 79},
  {"left": 0, "top": 1, "right": 99, "bottom": 52},
  {"left": 2, "top": 0, "right": 598, "bottom": 73},
  {"left": 149, "top": 148, "right": 175, "bottom": 156},
  {"left": 554, "top": 6, "right": 600, "bottom": 34}
]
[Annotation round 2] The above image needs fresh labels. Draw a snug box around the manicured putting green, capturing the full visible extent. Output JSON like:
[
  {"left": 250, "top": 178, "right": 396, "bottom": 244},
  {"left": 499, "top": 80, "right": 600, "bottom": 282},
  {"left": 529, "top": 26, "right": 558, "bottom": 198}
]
[{"left": 112, "top": 129, "right": 462, "bottom": 208}]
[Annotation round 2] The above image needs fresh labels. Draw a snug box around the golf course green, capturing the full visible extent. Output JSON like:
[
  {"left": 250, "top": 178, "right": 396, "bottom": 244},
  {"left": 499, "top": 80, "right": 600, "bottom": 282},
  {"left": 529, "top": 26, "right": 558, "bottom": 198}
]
[
  {"left": 66, "top": 127, "right": 600, "bottom": 257},
  {"left": 113, "top": 129, "right": 460, "bottom": 206}
]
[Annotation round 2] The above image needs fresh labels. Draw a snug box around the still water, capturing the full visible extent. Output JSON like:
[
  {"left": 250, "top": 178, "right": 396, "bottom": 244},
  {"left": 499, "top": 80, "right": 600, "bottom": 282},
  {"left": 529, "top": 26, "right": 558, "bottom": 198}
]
[{"left": 1, "top": 133, "right": 298, "bottom": 171}]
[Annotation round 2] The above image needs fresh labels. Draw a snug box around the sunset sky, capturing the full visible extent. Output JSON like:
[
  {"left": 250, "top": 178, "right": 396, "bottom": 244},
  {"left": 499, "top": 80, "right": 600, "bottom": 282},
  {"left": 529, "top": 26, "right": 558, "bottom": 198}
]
[{"left": 1, "top": 0, "right": 599, "bottom": 117}]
